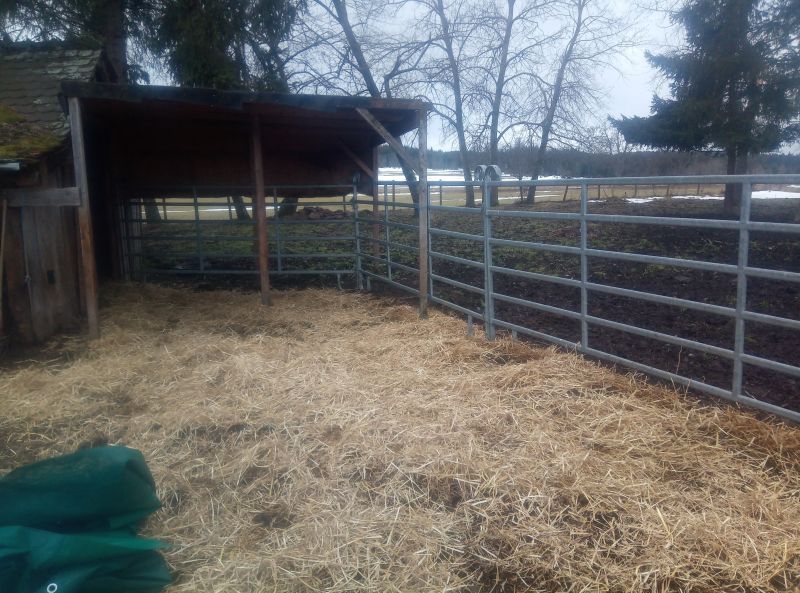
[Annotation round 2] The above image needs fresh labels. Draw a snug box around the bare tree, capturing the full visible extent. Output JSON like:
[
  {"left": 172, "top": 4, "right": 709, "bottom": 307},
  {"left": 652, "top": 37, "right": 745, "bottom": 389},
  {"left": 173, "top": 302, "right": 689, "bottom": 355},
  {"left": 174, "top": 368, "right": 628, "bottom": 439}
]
[
  {"left": 525, "top": 0, "right": 637, "bottom": 203},
  {"left": 471, "top": 0, "right": 554, "bottom": 204},
  {"left": 412, "top": 0, "right": 482, "bottom": 206},
  {"left": 288, "top": 0, "right": 428, "bottom": 204}
]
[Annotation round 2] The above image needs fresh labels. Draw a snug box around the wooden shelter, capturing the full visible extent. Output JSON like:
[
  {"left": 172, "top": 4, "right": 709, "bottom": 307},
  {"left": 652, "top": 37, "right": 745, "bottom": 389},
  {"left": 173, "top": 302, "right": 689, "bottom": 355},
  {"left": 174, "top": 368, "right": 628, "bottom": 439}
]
[
  {"left": 1, "top": 47, "right": 428, "bottom": 344},
  {"left": 0, "top": 43, "right": 113, "bottom": 343}
]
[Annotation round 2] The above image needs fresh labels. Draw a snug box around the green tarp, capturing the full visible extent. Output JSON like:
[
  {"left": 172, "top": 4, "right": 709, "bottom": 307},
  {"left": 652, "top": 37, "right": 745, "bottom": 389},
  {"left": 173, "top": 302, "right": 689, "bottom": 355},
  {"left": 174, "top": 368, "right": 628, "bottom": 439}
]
[{"left": 0, "top": 446, "right": 171, "bottom": 593}]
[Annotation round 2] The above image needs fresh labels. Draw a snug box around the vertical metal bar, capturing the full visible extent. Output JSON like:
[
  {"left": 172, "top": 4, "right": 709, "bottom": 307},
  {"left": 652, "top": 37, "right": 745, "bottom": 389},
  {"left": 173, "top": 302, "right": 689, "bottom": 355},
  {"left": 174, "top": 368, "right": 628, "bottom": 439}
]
[
  {"left": 580, "top": 183, "right": 589, "bottom": 352},
  {"left": 428, "top": 182, "right": 434, "bottom": 300},
  {"left": 732, "top": 181, "right": 752, "bottom": 400},
  {"left": 384, "top": 183, "right": 392, "bottom": 281},
  {"left": 428, "top": 182, "right": 434, "bottom": 299},
  {"left": 353, "top": 178, "right": 363, "bottom": 289},
  {"left": 192, "top": 186, "right": 204, "bottom": 274},
  {"left": 226, "top": 195, "right": 232, "bottom": 220},
  {"left": 120, "top": 199, "right": 130, "bottom": 280},
  {"left": 467, "top": 315, "right": 474, "bottom": 337},
  {"left": 482, "top": 176, "right": 495, "bottom": 339},
  {"left": 417, "top": 109, "right": 429, "bottom": 317},
  {"left": 273, "top": 187, "right": 282, "bottom": 272},
  {"left": 439, "top": 184, "right": 443, "bottom": 206},
  {"left": 392, "top": 183, "right": 396, "bottom": 211},
  {"left": 162, "top": 196, "right": 168, "bottom": 221}
]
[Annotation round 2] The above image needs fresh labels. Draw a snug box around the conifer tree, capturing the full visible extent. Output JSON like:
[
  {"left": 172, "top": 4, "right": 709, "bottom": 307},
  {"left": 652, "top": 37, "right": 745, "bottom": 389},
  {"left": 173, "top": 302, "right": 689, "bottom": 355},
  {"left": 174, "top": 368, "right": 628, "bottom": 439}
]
[{"left": 611, "top": 0, "right": 800, "bottom": 211}]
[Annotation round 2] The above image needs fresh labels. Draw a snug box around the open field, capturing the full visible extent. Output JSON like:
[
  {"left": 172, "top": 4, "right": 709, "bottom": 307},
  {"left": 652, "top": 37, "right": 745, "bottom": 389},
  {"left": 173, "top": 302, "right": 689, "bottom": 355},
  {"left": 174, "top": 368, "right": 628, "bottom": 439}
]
[
  {"left": 143, "top": 181, "right": 742, "bottom": 221},
  {"left": 1, "top": 285, "right": 800, "bottom": 592}
]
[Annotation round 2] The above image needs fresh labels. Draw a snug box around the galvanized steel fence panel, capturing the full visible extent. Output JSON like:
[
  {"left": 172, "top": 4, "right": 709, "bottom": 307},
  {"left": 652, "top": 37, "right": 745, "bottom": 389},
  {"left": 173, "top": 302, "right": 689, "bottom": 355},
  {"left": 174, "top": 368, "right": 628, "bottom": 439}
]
[{"left": 364, "top": 175, "right": 800, "bottom": 423}]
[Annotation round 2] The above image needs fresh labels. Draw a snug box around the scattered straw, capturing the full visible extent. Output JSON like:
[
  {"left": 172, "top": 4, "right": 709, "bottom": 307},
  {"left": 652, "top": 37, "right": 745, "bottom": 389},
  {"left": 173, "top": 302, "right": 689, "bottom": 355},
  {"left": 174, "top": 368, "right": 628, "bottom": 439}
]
[{"left": 1, "top": 283, "right": 798, "bottom": 592}]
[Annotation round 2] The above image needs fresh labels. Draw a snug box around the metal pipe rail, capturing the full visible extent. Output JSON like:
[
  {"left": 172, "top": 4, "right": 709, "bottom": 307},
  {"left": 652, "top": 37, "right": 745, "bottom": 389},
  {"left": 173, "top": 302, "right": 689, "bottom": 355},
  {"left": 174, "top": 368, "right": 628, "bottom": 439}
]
[
  {"left": 123, "top": 176, "right": 800, "bottom": 422},
  {"left": 411, "top": 174, "right": 800, "bottom": 423}
]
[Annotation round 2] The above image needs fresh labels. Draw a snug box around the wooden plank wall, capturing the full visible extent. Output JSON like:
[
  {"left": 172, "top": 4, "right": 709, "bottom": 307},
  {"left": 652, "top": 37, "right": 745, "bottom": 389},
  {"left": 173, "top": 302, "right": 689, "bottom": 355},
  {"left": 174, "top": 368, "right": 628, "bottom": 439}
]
[
  {"left": 2, "top": 152, "right": 82, "bottom": 344},
  {"left": 20, "top": 205, "right": 80, "bottom": 340}
]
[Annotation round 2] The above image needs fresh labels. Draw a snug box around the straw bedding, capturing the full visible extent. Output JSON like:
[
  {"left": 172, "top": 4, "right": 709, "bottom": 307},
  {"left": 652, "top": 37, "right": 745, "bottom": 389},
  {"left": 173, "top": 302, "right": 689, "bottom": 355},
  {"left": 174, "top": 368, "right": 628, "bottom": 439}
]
[{"left": 1, "top": 283, "right": 799, "bottom": 593}]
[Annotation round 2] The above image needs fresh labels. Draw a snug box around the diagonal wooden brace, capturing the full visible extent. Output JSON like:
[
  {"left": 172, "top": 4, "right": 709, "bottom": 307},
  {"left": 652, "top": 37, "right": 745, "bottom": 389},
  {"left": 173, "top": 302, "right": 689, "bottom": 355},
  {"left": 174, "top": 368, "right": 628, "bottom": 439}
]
[
  {"left": 338, "top": 142, "right": 375, "bottom": 180},
  {"left": 355, "top": 108, "right": 419, "bottom": 176}
]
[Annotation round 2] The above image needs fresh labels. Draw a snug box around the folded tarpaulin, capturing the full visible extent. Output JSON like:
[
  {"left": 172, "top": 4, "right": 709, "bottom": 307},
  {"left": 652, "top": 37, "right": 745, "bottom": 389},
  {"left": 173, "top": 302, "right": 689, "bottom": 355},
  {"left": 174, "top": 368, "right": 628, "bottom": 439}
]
[
  {"left": 0, "top": 526, "right": 171, "bottom": 593},
  {"left": 0, "top": 446, "right": 162, "bottom": 533},
  {"left": 0, "top": 446, "right": 170, "bottom": 593}
]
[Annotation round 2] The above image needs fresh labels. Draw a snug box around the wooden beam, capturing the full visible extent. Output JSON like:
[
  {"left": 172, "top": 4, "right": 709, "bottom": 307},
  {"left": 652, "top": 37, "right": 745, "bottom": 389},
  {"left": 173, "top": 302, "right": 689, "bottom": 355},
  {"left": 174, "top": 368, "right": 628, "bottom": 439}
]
[
  {"left": 355, "top": 108, "right": 419, "bottom": 175},
  {"left": 0, "top": 187, "right": 80, "bottom": 208},
  {"left": 251, "top": 115, "right": 271, "bottom": 305},
  {"left": 0, "top": 206, "right": 34, "bottom": 342},
  {"left": 68, "top": 97, "right": 100, "bottom": 340},
  {"left": 338, "top": 142, "right": 375, "bottom": 180},
  {"left": 417, "top": 109, "right": 429, "bottom": 318}
]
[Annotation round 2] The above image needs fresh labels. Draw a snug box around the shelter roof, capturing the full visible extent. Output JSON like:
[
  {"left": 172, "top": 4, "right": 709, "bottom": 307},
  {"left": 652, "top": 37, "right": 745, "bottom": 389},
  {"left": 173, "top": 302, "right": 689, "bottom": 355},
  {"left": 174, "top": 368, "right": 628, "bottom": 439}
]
[{"left": 60, "top": 82, "right": 427, "bottom": 150}]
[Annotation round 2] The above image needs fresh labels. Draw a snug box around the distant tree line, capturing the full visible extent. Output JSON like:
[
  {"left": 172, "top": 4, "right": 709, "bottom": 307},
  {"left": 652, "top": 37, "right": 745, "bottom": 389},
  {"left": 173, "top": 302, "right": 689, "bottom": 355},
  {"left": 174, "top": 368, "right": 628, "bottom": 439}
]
[{"left": 380, "top": 145, "right": 800, "bottom": 179}]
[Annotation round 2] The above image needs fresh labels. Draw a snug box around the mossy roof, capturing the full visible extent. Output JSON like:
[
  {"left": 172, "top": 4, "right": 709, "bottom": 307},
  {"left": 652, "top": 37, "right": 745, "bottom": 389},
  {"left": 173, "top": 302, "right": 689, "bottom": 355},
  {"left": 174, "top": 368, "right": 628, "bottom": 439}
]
[{"left": 0, "top": 44, "right": 102, "bottom": 162}]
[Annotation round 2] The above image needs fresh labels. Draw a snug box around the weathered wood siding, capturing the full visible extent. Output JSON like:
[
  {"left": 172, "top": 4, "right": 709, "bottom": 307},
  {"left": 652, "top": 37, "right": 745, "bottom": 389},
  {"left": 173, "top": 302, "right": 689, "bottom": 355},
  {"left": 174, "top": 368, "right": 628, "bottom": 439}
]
[{"left": 2, "top": 153, "right": 81, "bottom": 344}]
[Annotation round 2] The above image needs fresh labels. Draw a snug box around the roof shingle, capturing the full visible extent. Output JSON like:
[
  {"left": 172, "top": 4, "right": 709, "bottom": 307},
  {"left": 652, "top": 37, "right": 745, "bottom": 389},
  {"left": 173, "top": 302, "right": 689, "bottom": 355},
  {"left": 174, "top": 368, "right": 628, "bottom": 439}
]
[{"left": 0, "top": 44, "right": 102, "bottom": 161}]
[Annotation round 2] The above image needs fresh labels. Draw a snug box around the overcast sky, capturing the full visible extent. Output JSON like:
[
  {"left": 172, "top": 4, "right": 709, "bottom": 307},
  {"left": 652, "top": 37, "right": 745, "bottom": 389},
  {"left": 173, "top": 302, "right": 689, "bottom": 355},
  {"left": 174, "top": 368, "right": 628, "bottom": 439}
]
[{"left": 601, "top": 5, "right": 675, "bottom": 121}]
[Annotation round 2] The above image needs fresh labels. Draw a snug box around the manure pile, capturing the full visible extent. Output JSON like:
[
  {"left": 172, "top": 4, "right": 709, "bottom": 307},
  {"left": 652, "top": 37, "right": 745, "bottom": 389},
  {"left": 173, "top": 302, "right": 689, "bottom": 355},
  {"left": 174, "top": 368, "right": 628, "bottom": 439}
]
[{"left": 1, "top": 283, "right": 798, "bottom": 593}]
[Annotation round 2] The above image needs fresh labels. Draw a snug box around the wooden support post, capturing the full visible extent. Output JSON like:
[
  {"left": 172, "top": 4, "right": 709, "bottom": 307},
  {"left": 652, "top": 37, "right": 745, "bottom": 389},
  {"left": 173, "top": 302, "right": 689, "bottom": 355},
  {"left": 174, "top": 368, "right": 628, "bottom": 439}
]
[
  {"left": 417, "top": 109, "right": 429, "bottom": 318},
  {"left": 251, "top": 115, "right": 271, "bottom": 305},
  {"left": 68, "top": 97, "right": 99, "bottom": 340},
  {"left": 0, "top": 199, "right": 7, "bottom": 338}
]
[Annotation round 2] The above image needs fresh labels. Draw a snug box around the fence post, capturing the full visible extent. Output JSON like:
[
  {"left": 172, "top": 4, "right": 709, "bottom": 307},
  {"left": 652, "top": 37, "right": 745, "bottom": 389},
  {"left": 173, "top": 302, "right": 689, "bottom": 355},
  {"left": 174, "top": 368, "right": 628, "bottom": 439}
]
[
  {"left": 353, "top": 178, "right": 363, "bottom": 290},
  {"left": 732, "top": 181, "right": 751, "bottom": 400},
  {"left": 482, "top": 176, "right": 495, "bottom": 340},
  {"left": 192, "top": 186, "right": 204, "bottom": 275},
  {"left": 273, "top": 188, "right": 282, "bottom": 272},
  {"left": 580, "top": 183, "right": 589, "bottom": 352},
  {"left": 384, "top": 183, "right": 392, "bottom": 281}
]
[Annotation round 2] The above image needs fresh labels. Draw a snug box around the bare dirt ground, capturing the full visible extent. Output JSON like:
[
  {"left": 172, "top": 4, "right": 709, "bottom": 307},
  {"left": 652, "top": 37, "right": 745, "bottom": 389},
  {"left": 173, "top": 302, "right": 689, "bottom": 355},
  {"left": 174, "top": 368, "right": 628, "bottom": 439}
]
[{"left": 1, "top": 284, "right": 799, "bottom": 592}]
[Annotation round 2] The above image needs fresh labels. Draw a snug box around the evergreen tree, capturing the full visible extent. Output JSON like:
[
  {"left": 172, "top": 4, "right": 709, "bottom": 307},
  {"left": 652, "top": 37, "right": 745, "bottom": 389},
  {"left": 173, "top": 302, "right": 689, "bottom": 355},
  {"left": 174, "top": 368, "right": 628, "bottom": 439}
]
[
  {"left": 2, "top": 0, "right": 304, "bottom": 221},
  {"left": 145, "top": 0, "right": 302, "bottom": 92},
  {"left": 0, "top": 0, "right": 303, "bottom": 91},
  {"left": 611, "top": 0, "right": 800, "bottom": 211}
]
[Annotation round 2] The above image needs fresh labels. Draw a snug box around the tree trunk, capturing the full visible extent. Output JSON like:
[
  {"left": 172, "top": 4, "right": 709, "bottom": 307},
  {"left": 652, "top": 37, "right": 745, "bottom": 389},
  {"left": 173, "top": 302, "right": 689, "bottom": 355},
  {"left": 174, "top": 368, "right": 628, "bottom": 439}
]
[
  {"left": 232, "top": 195, "right": 250, "bottom": 220},
  {"left": 100, "top": 0, "right": 127, "bottom": 82},
  {"left": 434, "top": 0, "right": 475, "bottom": 207},
  {"left": 144, "top": 198, "right": 162, "bottom": 223},
  {"left": 331, "top": 0, "right": 419, "bottom": 205},
  {"left": 526, "top": 0, "right": 585, "bottom": 204},
  {"left": 400, "top": 162, "right": 419, "bottom": 207},
  {"left": 488, "top": 0, "right": 515, "bottom": 207},
  {"left": 723, "top": 148, "right": 745, "bottom": 215},
  {"left": 278, "top": 196, "right": 299, "bottom": 217}
]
